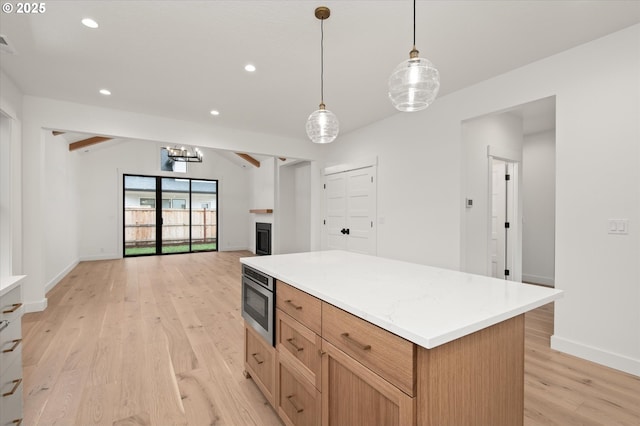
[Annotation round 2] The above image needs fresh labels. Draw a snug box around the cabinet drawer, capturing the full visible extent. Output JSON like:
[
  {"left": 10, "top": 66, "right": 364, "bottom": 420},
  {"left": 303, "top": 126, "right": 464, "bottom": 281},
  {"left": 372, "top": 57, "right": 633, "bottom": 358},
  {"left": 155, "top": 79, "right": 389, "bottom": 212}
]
[
  {"left": 0, "top": 360, "right": 23, "bottom": 426},
  {"left": 277, "top": 358, "right": 321, "bottom": 426},
  {"left": 322, "top": 302, "right": 416, "bottom": 396},
  {"left": 276, "top": 282, "right": 321, "bottom": 335},
  {"left": 0, "top": 319, "right": 22, "bottom": 376},
  {"left": 244, "top": 324, "right": 276, "bottom": 406},
  {"left": 0, "top": 286, "right": 22, "bottom": 323},
  {"left": 276, "top": 309, "right": 322, "bottom": 390}
]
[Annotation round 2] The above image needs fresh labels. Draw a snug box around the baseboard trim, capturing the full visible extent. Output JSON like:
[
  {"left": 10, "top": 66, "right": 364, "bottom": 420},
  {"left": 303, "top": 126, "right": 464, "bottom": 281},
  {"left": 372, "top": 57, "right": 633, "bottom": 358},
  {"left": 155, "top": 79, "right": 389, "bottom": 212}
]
[
  {"left": 45, "top": 259, "right": 79, "bottom": 294},
  {"left": 220, "top": 246, "right": 250, "bottom": 252},
  {"left": 522, "top": 273, "right": 554, "bottom": 287},
  {"left": 24, "top": 298, "right": 47, "bottom": 313},
  {"left": 551, "top": 335, "right": 640, "bottom": 376},
  {"left": 79, "top": 253, "right": 121, "bottom": 261}
]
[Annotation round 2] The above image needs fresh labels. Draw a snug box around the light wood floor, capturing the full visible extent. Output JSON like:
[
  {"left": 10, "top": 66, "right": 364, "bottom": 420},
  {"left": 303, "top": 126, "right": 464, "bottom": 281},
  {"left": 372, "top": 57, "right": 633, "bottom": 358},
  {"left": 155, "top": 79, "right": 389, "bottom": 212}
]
[{"left": 21, "top": 252, "right": 639, "bottom": 425}]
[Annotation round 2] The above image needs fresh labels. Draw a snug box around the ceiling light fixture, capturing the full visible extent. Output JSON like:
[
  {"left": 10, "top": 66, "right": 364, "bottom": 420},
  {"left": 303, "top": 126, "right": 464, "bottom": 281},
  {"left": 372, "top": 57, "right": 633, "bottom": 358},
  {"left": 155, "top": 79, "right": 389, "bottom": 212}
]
[
  {"left": 244, "top": 64, "right": 256, "bottom": 72},
  {"left": 81, "top": 18, "right": 99, "bottom": 29},
  {"left": 210, "top": 110, "right": 220, "bottom": 116},
  {"left": 99, "top": 89, "right": 111, "bottom": 95},
  {"left": 166, "top": 146, "right": 203, "bottom": 163},
  {"left": 388, "top": 0, "right": 440, "bottom": 112},
  {"left": 306, "top": 6, "right": 339, "bottom": 144}
]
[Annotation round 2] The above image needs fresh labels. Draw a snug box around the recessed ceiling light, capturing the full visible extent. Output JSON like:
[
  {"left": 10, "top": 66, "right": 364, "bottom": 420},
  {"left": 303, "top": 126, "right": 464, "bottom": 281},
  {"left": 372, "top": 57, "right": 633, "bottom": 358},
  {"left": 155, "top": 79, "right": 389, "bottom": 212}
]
[
  {"left": 244, "top": 64, "right": 256, "bottom": 72},
  {"left": 82, "top": 18, "right": 99, "bottom": 29},
  {"left": 99, "top": 89, "right": 111, "bottom": 95},
  {"left": 210, "top": 110, "right": 220, "bottom": 116}
]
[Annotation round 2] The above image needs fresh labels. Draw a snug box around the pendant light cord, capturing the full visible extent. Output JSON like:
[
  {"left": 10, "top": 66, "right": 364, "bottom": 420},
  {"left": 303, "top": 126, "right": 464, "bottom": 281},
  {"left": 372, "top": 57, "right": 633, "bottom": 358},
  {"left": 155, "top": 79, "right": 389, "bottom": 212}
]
[
  {"left": 320, "top": 17, "right": 325, "bottom": 105},
  {"left": 412, "top": 0, "right": 416, "bottom": 49}
]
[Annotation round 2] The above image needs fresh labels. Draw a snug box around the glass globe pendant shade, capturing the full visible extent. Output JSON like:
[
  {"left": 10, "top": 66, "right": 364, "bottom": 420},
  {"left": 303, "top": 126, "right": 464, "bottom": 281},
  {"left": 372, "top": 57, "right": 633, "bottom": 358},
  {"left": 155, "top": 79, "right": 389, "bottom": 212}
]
[
  {"left": 388, "top": 50, "right": 440, "bottom": 112},
  {"left": 306, "top": 105, "right": 339, "bottom": 144}
]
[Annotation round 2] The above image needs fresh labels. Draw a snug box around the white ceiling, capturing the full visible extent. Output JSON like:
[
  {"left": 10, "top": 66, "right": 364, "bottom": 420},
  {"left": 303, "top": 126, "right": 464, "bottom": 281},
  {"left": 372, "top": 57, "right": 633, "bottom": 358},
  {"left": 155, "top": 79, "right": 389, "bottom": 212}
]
[{"left": 1, "top": 1, "right": 639, "bottom": 141}]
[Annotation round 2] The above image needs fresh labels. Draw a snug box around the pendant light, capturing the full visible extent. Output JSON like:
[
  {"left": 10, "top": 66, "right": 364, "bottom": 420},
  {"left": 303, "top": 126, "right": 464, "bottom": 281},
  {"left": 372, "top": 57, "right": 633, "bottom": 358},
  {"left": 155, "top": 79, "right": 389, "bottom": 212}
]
[
  {"left": 388, "top": 0, "right": 440, "bottom": 112},
  {"left": 306, "top": 6, "right": 339, "bottom": 144}
]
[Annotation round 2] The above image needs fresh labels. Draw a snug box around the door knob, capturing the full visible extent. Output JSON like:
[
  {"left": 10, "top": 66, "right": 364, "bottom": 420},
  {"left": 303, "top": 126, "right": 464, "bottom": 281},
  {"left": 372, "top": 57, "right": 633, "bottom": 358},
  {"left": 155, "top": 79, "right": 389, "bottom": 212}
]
[{"left": 340, "top": 228, "right": 350, "bottom": 235}]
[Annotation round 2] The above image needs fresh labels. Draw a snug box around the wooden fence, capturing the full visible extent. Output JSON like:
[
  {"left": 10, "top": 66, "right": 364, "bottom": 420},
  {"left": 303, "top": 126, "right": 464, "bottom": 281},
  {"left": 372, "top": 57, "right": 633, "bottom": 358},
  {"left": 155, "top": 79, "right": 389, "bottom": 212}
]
[{"left": 124, "top": 208, "right": 217, "bottom": 247}]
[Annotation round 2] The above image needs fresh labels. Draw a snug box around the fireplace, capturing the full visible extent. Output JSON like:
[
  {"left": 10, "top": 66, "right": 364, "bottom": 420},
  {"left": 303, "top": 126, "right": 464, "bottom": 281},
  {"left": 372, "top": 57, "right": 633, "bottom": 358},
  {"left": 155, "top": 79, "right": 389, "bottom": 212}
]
[{"left": 256, "top": 222, "right": 272, "bottom": 255}]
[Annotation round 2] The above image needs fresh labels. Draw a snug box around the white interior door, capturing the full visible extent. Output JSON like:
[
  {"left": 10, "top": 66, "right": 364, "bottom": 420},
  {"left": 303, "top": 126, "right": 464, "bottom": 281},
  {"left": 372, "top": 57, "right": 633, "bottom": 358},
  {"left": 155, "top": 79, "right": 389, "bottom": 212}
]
[
  {"left": 490, "top": 159, "right": 516, "bottom": 280},
  {"left": 323, "top": 166, "right": 376, "bottom": 255},
  {"left": 325, "top": 173, "right": 348, "bottom": 250},
  {"left": 491, "top": 159, "right": 506, "bottom": 278}
]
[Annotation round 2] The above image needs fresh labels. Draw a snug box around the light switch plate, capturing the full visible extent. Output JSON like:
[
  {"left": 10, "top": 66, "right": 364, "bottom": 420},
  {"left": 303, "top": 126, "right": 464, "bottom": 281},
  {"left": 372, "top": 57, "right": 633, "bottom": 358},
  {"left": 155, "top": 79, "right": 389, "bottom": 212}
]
[{"left": 608, "top": 219, "right": 629, "bottom": 235}]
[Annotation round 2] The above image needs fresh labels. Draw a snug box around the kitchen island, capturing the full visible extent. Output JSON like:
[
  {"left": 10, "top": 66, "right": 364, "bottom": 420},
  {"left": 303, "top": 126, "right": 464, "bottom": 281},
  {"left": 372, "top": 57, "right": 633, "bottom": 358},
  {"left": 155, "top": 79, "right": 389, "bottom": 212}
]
[{"left": 241, "top": 250, "right": 563, "bottom": 426}]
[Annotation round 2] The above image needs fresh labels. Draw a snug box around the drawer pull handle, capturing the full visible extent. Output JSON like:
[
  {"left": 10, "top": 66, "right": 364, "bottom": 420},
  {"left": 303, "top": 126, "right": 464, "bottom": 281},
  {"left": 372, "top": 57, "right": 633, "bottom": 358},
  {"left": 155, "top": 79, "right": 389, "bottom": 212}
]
[
  {"left": 285, "top": 299, "right": 303, "bottom": 310},
  {"left": 286, "top": 394, "right": 304, "bottom": 413},
  {"left": 2, "top": 303, "right": 22, "bottom": 314},
  {"left": 12, "top": 419, "right": 23, "bottom": 426},
  {"left": 251, "top": 352, "right": 264, "bottom": 365},
  {"left": 341, "top": 333, "right": 372, "bottom": 351},
  {"left": 2, "top": 339, "right": 22, "bottom": 353},
  {"left": 286, "top": 337, "right": 304, "bottom": 352},
  {"left": 2, "top": 378, "right": 22, "bottom": 397}
]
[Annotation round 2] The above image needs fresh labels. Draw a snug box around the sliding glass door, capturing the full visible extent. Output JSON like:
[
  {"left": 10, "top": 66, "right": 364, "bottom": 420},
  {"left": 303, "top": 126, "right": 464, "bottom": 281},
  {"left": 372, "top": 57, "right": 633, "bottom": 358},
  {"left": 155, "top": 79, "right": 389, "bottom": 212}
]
[
  {"left": 191, "top": 180, "right": 218, "bottom": 252},
  {"left": 161, "top": 177, "right": 191, "bottom": 254},
  {"left": 123, "top": 175, "right": 218, "bottom": 257},
  {"left": 124, "top": 175, "right": 157, "bottom": 255}
]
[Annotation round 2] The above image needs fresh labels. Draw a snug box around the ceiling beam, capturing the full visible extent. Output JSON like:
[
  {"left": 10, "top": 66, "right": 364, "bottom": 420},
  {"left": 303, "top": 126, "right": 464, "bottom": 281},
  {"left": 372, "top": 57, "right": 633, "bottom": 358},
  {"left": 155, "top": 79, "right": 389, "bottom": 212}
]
[
  {"left": 68, "top": 136, "right": 112, "bottom": 151},
  {"left": 52, "top": 131, "right": 66, "bottom": 136},
  {"left": 236, "top": 153, "right": 260, "bottom": 168}
]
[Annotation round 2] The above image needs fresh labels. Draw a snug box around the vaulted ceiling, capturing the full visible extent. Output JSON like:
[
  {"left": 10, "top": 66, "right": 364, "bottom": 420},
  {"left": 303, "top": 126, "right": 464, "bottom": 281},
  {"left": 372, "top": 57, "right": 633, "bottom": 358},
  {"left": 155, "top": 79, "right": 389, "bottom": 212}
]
[{"left": 1, "top": 1, "right": 639, "bottom": 141}]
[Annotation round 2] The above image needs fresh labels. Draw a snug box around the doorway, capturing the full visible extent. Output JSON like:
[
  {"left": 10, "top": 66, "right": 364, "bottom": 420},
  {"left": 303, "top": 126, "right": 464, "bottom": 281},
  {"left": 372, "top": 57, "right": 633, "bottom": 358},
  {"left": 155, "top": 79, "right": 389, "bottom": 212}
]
[
  {"left": 123, "top": 174, "right": 218, "bottom": 256},
  {"left": 462, "top": 96, "right": 555, "bottom": 285}
]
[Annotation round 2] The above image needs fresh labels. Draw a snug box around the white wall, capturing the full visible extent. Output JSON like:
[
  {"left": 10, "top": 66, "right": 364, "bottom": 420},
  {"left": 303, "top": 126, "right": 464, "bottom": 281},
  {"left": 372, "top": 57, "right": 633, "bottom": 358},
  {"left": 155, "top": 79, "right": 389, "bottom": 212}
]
[
  {"left": 324, "top": 25, "right": 640, "bottom": 376},
  {"left": 74, "top": 139, "right": 251, "bottom": 260},
  {"left": 522, "top": 130, "right": 556, "bottom": 286},
  {"left": 322, "top": 108, "right": 462, "bottom": 269},
  {"left": 277, "top": 161, "right": 312, "bottom": 254},
  {"left": 43, "top": 131, "right": 79, "bottom": 292}
]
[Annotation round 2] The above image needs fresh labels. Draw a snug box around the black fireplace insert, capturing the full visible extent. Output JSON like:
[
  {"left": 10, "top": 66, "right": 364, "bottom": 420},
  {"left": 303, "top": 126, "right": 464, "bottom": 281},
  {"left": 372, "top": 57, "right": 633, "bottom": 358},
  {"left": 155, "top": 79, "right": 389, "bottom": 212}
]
[{"left": 256, "top": 222, "right": 271, "bottom": 255}]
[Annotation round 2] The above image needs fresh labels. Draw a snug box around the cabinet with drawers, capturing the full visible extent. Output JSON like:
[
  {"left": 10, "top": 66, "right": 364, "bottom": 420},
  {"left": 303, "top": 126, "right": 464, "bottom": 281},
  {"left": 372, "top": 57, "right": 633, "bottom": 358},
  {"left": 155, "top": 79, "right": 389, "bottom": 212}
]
[
  {"left": 275, "top": 282, "right": 322, "bottom": 426},
  {"left": 1, "top": 276, "right": 25, "bottom": 426},
  {"left": 247, "top": 277, "right": 524, "bottom": 426},
  {"left": 244, "top": 323, "right": 276, "bottom": 407},
  {"left": 275, "top": 281, "right": 415, "bottom": 426}
]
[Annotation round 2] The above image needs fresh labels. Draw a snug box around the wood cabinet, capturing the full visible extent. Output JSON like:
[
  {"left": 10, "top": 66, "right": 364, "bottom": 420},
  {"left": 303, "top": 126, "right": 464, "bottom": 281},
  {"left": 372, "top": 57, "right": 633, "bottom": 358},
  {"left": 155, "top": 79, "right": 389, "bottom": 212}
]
[
  {"left": 276, "top": 281, "right": 321, "bottom": 335},
  {"left": 276, "top": 310, "right": 322, "bottom": 390},
  {"left": 322, "top": 339, "right": 414, "bottom": 426},
  {"left": 275, "top": 282, "right": 323, "bottom": 425},
  {"left": 322, "top": 302, "right": 415, "bottom": 396},
  {"left": 274, "top": 281, "right": 416, "bottom": 426},
  {"left": 277, "top": 355, "right": 321, "bottom": 426},
  {"left": 246, "top": 279, "right": 524, "bottom": 426},
  {"left": 1, "top": 279, "right": 24, "bottom": 426},
  {"left": 244, "top": 323, "right": 276, "bottom": 406}
]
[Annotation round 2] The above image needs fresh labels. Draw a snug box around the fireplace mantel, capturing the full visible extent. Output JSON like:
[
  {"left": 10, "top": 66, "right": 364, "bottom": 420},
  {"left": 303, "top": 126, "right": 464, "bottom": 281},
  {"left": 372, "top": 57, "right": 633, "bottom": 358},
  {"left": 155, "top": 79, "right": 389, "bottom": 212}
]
[{"left": 249, "top": 209, "right": 273, "bottom": 214}]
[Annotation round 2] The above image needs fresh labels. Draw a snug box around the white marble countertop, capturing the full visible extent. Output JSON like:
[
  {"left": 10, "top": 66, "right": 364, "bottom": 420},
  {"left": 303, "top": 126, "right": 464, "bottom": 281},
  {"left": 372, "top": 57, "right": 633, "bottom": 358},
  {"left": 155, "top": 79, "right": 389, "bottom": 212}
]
[
  {"left": 0, "top": 275, "right": 26, "bottom": 298},
  {"left": 241, "top": 251, "right": 563, "bottom": 349}
]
